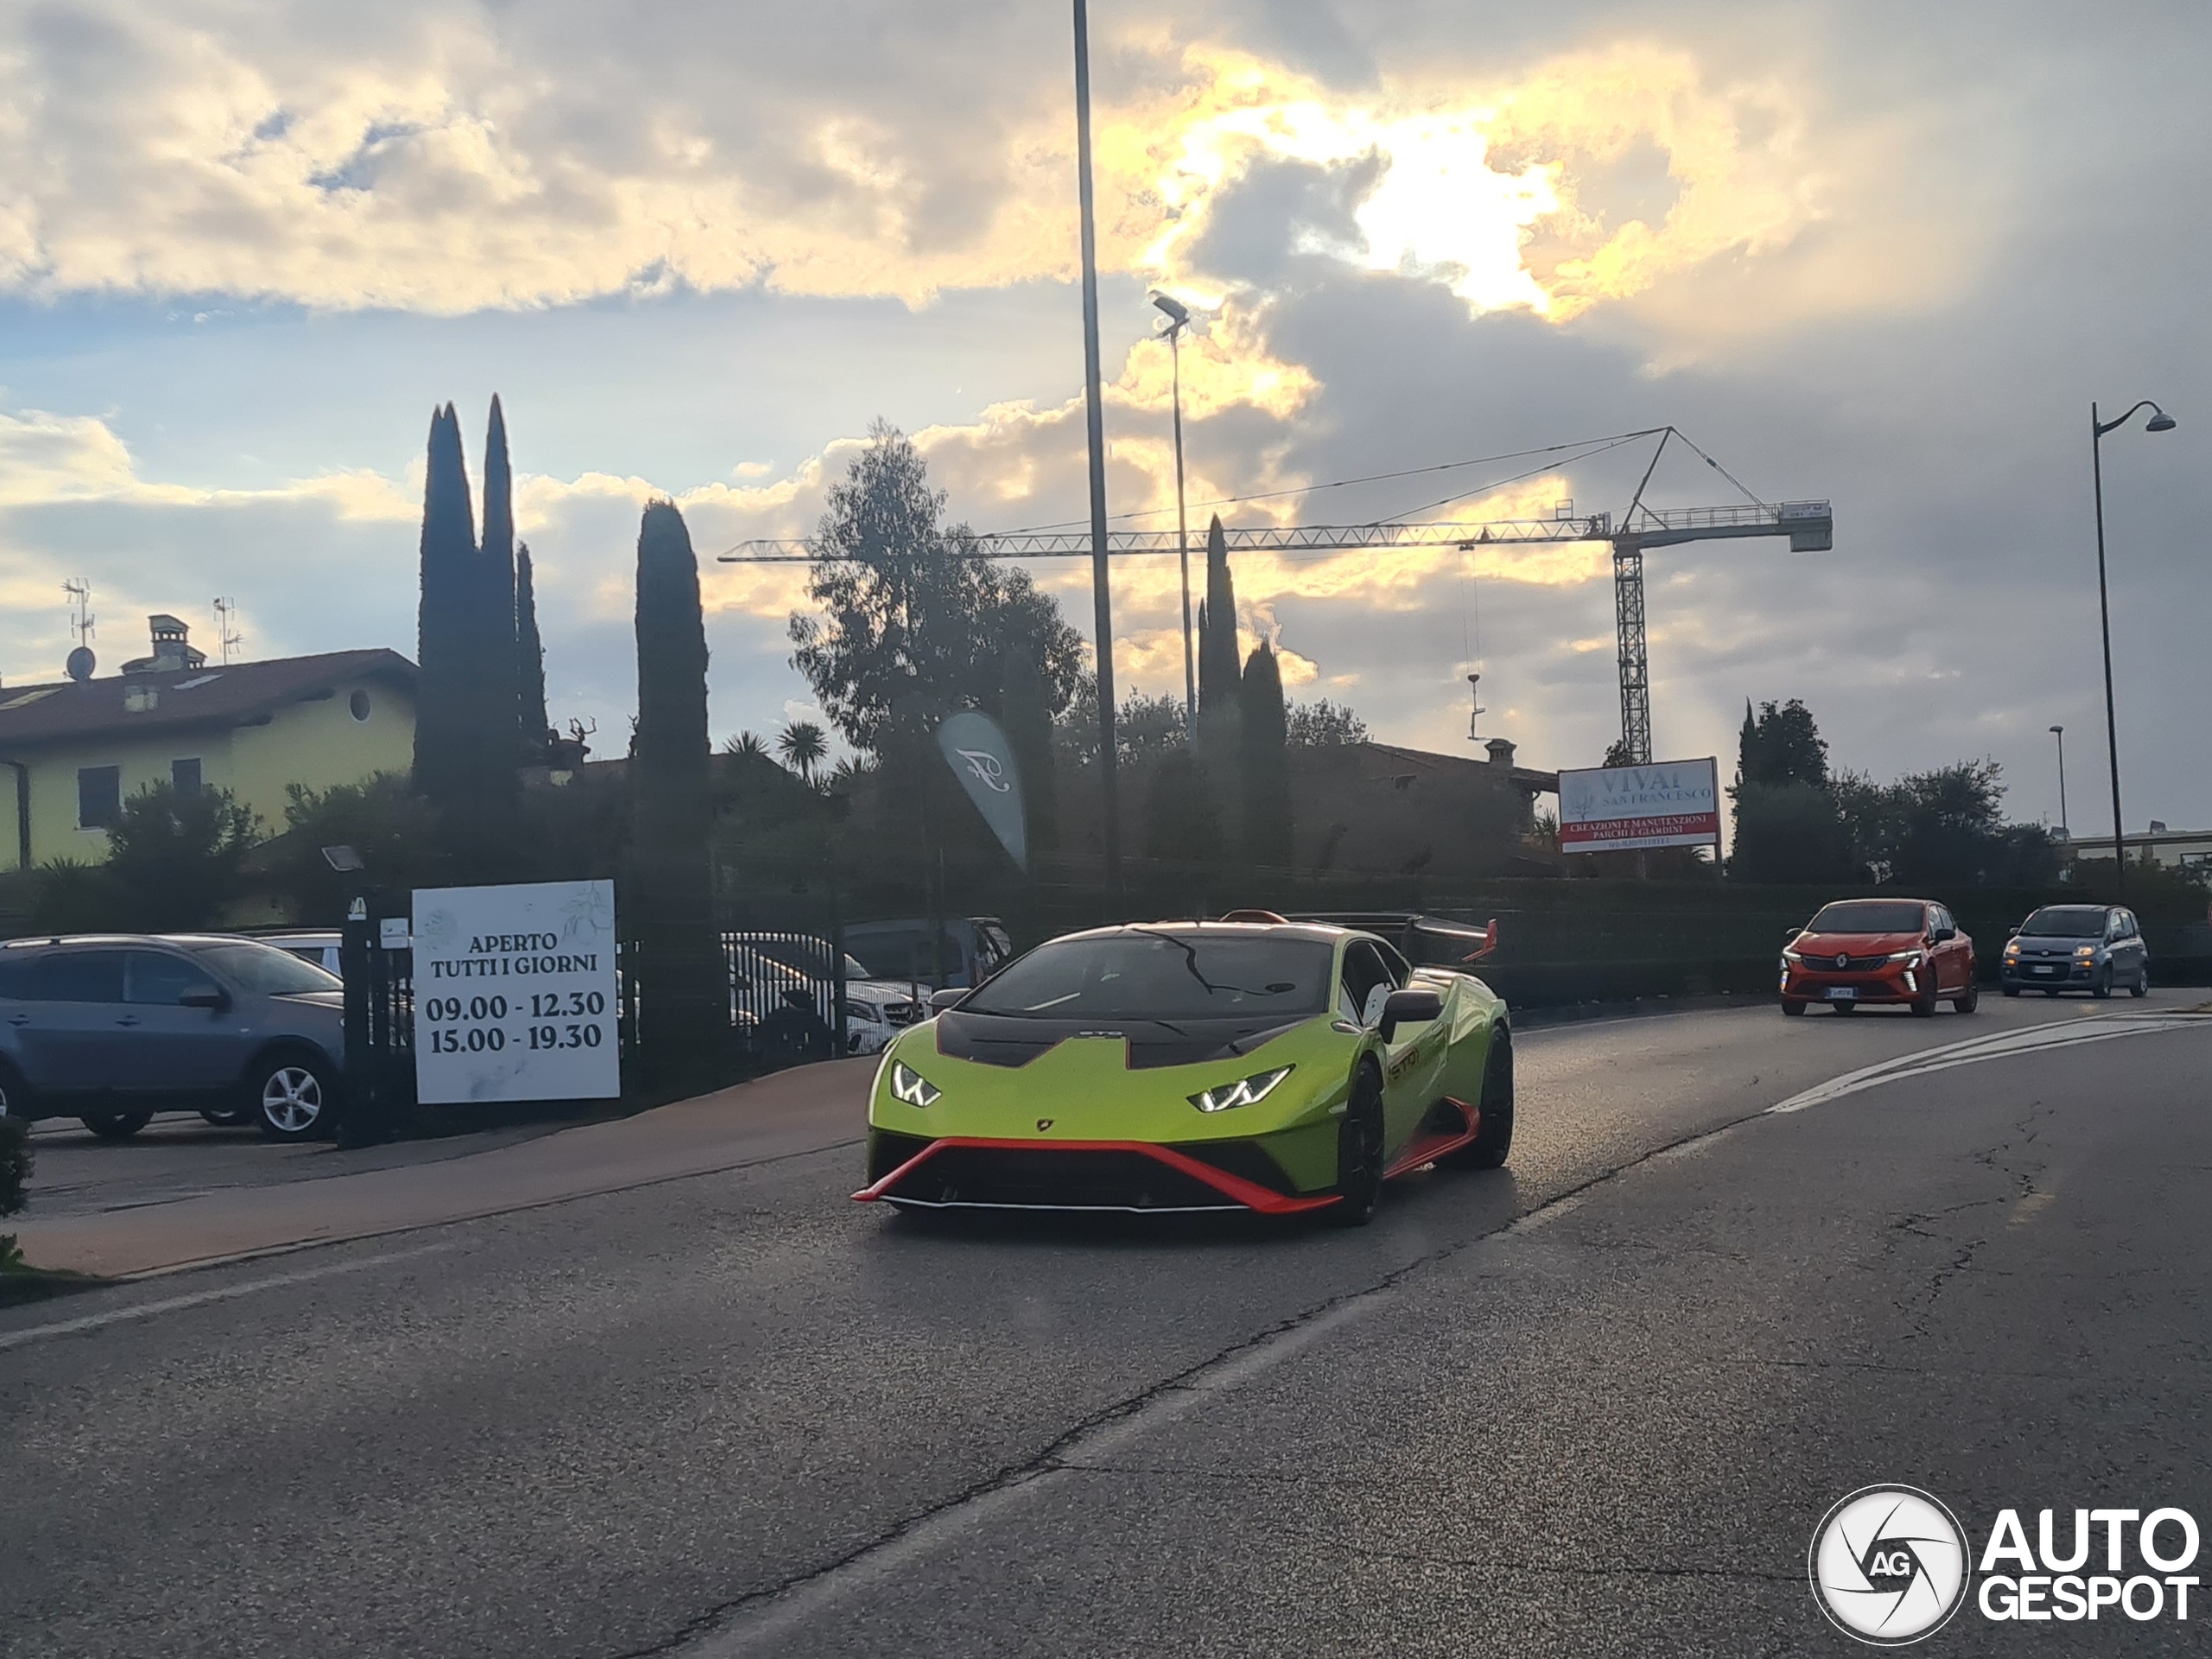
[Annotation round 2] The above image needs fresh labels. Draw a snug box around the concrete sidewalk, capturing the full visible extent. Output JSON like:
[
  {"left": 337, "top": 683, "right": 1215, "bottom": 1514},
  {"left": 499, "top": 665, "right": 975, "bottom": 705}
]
[{"left": 11, "top": 1058, "right": 876, "bottom": 1280}]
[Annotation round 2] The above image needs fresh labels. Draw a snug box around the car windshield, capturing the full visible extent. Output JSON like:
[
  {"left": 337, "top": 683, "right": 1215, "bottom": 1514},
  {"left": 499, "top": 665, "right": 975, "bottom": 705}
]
[
  {"left": 739, "top": 937, "right": 872, "bottom": 981},
  {"left": 2019, "top": 906, "right": 2108, "bottom": 938},
  {"left": 960, "top": 931, "right": 1335, "bottom": 1020},
  {"left": 1806, "top": 901, "right": 1926, "bottom": 935},
  {"left": 186, "top": 939, "right": 342, "bottom": 995}
]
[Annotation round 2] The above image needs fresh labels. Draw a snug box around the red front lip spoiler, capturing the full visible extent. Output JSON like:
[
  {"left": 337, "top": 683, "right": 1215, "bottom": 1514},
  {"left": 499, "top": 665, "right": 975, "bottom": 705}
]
[
  {"left": 854, "top": 1097, "right": 1484, "bottom": 1215},
  {"left": 853, "top": 1136, "right": 1340, "bottom": 1215}
]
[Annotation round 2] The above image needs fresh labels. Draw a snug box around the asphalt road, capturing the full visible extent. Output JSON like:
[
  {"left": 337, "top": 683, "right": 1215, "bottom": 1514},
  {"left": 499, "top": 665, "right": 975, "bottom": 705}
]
[{"left": 3, "top": 991, "right": 2208, "bottom": 1658}]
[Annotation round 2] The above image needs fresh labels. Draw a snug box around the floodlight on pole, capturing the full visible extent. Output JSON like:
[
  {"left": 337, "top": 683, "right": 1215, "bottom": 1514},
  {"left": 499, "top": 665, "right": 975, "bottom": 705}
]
[{"left": 1152, "top": 289, "right": 1196, "bottom": 724}]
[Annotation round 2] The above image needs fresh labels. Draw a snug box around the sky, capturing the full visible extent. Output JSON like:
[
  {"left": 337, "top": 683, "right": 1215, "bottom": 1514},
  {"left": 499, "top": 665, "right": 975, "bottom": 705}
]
[{"left": 1, "top": 0, "right": 2206, "bottom": 834}]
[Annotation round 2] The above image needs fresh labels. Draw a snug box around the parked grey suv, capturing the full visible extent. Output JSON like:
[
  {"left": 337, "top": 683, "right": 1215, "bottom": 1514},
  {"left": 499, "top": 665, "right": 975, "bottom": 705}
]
[
  {"left": 1999, "top": 904, "right": 2151, "bottom": 998},
  {"left": 0, "top": 934, "right": 346, "bottom": 1141}
]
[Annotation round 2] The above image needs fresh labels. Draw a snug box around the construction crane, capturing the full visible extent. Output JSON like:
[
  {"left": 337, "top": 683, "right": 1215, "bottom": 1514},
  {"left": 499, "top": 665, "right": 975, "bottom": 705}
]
[{"left": 720, "top": 446, "right": 1830, "bottom": 766}]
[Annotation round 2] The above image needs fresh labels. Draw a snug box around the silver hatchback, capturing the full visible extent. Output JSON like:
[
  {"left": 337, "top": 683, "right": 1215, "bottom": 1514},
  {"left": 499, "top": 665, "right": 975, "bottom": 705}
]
[{"left": 0, "top": 934, "right": 346, "bottom": 1141}]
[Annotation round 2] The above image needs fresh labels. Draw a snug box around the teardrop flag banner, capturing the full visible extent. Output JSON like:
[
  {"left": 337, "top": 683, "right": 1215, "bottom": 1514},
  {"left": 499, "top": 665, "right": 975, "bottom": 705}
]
[{"left": 936, "top": 710, "right": 1028, "bottom": 871}]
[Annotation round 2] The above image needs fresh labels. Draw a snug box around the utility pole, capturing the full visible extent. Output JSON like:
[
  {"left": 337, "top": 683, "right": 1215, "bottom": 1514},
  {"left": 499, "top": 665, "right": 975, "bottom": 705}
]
[{"left": 1071, "top": 0, "right": 1119, "bottom": 884}]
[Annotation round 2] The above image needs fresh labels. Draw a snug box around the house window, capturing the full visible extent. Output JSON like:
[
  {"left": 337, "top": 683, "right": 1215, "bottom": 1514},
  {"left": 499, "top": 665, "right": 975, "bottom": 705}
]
[
  {"left": 349, "top": 690, "right": 372, "bottom": 721},
  {"left": 78, "top": 766, "right": 121, "bottom": 830},
  {"left": 172, "top": 758, "right": 202, "bottom": 798}
]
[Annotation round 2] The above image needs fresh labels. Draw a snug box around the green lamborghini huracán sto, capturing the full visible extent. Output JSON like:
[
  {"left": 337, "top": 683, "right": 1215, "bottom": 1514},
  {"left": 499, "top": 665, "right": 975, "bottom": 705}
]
[{"left": 855, "top": 915, "right": 1513, "bottom": 1224}]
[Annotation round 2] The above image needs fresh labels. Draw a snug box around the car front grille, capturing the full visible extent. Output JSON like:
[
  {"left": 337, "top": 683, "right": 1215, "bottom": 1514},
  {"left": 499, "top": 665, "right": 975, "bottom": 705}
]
[
  {"left": 1801, "top": 954, "right": 1890, "bottom": 973},
  {"left": 877, "top": 1145, "right": 1246, "bottom": 1212},
  {"left": 881, "top": 1001, "right": 924, "bottom": 1026}
]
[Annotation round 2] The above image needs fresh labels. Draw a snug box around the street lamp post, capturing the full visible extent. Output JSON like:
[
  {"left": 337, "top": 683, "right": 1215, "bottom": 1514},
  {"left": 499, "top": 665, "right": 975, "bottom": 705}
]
[
  {"left": 1071, "top": 0, "right": 1118, "bottom": 884},
  {"left": 1151, "top": 291, "right": 1195, "bottom": 723},
  {"left": 2049, "top": 724, "right": 2069, "bottom": 839},
  {"left": 2088, "top": 398, "right": 2176, "bottom": 894}
]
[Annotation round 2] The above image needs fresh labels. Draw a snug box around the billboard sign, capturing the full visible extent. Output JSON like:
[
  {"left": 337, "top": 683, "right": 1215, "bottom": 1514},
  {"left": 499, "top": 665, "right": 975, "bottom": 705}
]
[
  {"left": 411, "top": 879, "right": 620, "bottom": 1104},
  {"left": 1557, "top": 758, "right": 1722, "bottom": 854}
]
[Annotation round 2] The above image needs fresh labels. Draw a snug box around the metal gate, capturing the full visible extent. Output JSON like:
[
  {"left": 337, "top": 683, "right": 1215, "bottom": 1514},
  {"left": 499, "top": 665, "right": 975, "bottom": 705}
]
[{"left": 339, "top": 904, "right": 850, "bottom": 1126}]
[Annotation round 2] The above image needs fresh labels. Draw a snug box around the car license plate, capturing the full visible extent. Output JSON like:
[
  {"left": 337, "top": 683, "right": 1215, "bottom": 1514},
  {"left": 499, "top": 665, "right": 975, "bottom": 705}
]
[
  {"left": 2033, "top": 965, "right": 2057, "bottom": 976},
  {"left": 1825, "top": 986, "right": 1857, "bottom": 1001}
]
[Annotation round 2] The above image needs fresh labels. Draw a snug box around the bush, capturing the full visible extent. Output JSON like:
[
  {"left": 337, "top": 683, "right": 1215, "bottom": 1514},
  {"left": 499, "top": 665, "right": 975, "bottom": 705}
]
[
  {"left": 1, "top": 1114, "right": 30, "bottom": 1266},
  {"left": 105, "top": 781, "right": 262, "bottom": 930}
]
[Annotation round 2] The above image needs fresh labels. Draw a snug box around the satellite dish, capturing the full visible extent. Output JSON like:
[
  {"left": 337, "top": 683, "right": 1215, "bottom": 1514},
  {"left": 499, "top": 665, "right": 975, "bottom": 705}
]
[{"left": 66, "top": 646, "right": 96, "bottom": 683}]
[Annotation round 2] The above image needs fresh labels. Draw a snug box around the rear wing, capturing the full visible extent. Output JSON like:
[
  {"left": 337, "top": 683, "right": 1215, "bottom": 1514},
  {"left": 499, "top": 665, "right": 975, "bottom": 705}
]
[{"left": 1286, "top": 911, "right": 1498, "bottom": 966}]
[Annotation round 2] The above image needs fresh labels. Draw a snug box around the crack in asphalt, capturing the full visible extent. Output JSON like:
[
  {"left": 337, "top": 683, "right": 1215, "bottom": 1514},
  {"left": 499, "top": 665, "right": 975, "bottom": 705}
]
[
  {"left": 631, "top": 1016, "right": 2206, "bottom": 1656},
  {"left": 1885, "top": 1105, "right": 2053, "bottom": 1339},
  {"left": 643, "top": 1098, "right": 1832, "bottom": 1656}
]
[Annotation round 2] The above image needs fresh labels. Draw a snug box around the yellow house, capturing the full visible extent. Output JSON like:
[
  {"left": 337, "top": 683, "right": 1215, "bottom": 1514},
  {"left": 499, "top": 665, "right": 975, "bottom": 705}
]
[{"left": 0, "top": 619, "right": 416, "bottom": 871}]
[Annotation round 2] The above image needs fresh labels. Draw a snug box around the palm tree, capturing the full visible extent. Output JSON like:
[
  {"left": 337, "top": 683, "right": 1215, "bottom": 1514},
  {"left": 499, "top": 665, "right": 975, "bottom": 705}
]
[
  {"left": 722, "top": 730, "right": 770, "bottom": 760},
  {"left": 778, "top": 720, "right": 829, "bottom": 784}
]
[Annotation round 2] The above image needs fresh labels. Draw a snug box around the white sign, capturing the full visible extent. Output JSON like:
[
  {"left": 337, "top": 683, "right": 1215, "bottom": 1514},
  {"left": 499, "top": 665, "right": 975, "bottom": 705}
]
[
  {"left": 410, "top": 880, "right": 620, "bottom": 1104},
  {"left": 1557, "top": 758, "right": 1723, "bottom": 854}
]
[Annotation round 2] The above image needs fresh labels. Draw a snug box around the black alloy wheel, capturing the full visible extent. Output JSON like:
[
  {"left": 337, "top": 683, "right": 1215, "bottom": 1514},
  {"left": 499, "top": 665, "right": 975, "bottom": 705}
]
[
  {"left": 1445, "top": 1029, "right": 1515, "bottom": 1170},
  {"left": 1329, "top": 1063, "right": 1386, "bottom": 1227},
  {"left": 80, "top": 1111, "right": 153, "bottom": 1141},
  {"left": 2132, "top": 967, "right": 2151, "bottom": 999},
  {"left": 2092, "top": 964, "right": 2114, "bottom": 1001}
]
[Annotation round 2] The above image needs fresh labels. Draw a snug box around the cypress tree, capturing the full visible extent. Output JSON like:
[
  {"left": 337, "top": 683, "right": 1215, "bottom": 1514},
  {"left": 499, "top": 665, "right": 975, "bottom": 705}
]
[
  {"left": 631, "top": 501, "right": 722, "bottom": 1088},
  {"left": 479, "top": 396, "right": 522, "bottom": 773},
  {"left": 516, "top": 543, "right": 550, "bottom": 763},
  {"left": 1196, "top": 515, "right": 1241, "bottom": 721},
  {"left": 1239, "top": 641, "right": 1292, "bottom": 867},
  {"left": 1000, "top": 643, "right": 1058, "bottom": 855},
  {"left": 1194, "top": 514, "right": 1243, "bottom": 846},
  {"left": 412, "top": 403, "right": 477, "bottom": 810}
]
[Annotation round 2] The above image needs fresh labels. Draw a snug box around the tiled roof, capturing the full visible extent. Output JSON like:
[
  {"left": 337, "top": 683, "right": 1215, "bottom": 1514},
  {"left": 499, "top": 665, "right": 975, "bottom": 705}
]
[{"left": 0, "top": 650, "right": 416, "bottom": 749}]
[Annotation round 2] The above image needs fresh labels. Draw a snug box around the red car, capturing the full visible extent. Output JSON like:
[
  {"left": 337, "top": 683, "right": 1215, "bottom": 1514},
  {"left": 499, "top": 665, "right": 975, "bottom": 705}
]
[{"left": 1780, "top": 898, "right": 1978, "bottom": 1016}]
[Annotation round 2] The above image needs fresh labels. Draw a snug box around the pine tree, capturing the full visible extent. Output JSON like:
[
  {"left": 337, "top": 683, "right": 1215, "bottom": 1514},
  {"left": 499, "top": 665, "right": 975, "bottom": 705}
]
[
  {"left": 631, "top": 501, "right": 723, "bottom": 1088},
  {"left": 412, "top": 403, "right": 477, "bottom": 810},
  {"left": 516, "top": 543, "right": 550, "bottom": 762},
  {"left": 1238, "top": 641, "right": 1292, "bottom": 867},
  {"left": 1000, "top": 643, "right": 1058, "bottom": 854}
]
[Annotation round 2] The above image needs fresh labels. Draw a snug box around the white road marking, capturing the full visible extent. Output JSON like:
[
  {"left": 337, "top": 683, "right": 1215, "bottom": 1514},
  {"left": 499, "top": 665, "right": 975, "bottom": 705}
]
[
  {"left": 0, "top": 1243, "right": 455, "bottom": 1353},
  {"left": 684, "top": 1294, "right": 1398, "bottom": 1656},
  {"left": 1763, "top": 1014, "right": 2202, "bottom": 1116}
]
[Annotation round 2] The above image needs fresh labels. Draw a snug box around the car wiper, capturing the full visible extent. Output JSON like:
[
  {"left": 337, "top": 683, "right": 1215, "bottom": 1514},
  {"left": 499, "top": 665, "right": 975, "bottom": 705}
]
[{"left": 1125, "top": 927, "right": 1277, "bottom": 1001}]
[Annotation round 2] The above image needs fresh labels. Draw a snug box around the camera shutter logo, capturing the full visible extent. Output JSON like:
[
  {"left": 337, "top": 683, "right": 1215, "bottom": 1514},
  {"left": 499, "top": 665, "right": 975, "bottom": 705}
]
[{"left": 1809, "top": 1486, "right": 1971, "bottom": 1645}]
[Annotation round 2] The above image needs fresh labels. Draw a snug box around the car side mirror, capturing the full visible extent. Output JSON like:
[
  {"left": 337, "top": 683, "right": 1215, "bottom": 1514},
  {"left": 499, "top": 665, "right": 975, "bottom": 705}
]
[
  {"left": 2006, "top": 925, "right": 2020, "bottom": 938},
  {"left": 928, "top": 988, "right": 967, "bottom": 1014},
  {"left": 179, "top": 988, "right": 229, "bottom": 1011},
  {"left": 1784, "top": 925, "right": 1805, "bottom": 942},
  {"left": 1377, "top": 988, "right": 1442, "bottom": 1041},
  {"left": 1930, "top": 925, "right": 1955, "bottom": 944}
]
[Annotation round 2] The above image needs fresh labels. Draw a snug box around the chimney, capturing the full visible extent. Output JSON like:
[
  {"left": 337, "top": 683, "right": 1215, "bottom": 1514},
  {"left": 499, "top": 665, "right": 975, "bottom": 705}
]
[
  {"left": 142, "top": 615, "right": 207, "bottom": 673},
  {"left": 1484, "top": 736, "right": 1517, "bottom": 769}
]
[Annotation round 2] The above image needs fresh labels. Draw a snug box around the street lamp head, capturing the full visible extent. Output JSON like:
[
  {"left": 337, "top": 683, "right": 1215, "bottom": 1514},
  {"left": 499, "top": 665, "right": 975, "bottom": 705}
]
[
  {"left": 1150, "top": 290, "right": 1191, "bottom": 328},
  {"left": 2050, "top": 724, "right": 2063, "bottom": 735},
  {"left": 2145, "top": 409, "right": 2177, "bottom": 432}
]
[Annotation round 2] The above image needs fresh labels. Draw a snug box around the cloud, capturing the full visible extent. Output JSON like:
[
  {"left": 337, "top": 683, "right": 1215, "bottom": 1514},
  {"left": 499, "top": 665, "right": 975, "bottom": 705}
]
[{"left": 0, "top": 9, "right": 1932, "bottom": 348}]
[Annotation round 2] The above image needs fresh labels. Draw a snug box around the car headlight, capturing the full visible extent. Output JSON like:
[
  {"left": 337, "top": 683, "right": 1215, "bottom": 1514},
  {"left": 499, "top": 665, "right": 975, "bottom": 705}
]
[
  {"left": 850, "top": 1001, "right": 880, "bottom": 1023},
  {"left": 1885, "top": 950, "right": 1924, "bottom": 964},
  {"left": 1781, "top": 948, "right": 1803, "bottom": 963},
  {"left": 2075, "top": 944, "right": 2097, "bottom": 959},
  {"left": 2003, "top": 942, "right": 2020, "bottom": 957},
  {"left": 1189, "top": 1065, "right": 1294, "bottom": 1114},
  {"left": 889, "top": 1061, "right": 940, "bottom": 1107}
]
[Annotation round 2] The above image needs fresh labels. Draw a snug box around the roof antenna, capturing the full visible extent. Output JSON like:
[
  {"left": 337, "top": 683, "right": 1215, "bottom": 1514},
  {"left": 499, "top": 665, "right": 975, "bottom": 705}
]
[
  {"left": 213, "top": 597, "right": 244, "bottom": 664},
  {"left": 63, "top": 578, "right": 97, "bottom": 683}
]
